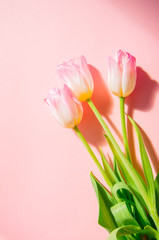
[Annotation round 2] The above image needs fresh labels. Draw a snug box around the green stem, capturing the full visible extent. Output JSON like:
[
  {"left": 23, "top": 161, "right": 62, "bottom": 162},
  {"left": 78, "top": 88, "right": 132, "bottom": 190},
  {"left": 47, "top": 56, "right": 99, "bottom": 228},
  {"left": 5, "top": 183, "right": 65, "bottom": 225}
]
[
  {"left": 86, "top": 98, "right": 127, "bottom": 162},
  {"left": 73, "top": 126, "right": 113, "bottom": 189},
  {"left": 120, "top": 97, "right": 132, "bottom": 163},
  {"left": 87, "top": 98, "right": 149, "bottom": 209}
]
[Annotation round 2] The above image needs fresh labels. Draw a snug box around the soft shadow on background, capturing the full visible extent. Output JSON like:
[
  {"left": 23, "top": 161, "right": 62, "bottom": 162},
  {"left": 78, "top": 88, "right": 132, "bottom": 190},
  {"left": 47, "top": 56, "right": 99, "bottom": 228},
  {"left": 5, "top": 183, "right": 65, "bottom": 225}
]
[
  {"left": 80, "top": 65, "right": 159, "bottom": 175},
  {"left": 108, "top": 0, "right": 159, "bottom": 39},
  {"left": 126, "top": 67, "right": 159, "bottom": 174},
  {"left": 79, "top": 65, "right": 113, "bottom": 148}
]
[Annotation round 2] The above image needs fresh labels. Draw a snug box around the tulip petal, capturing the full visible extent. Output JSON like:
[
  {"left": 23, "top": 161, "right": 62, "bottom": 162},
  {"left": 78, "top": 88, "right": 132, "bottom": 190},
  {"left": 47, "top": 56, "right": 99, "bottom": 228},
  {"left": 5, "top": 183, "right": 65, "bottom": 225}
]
[
  {"left": 122, "top": 56, "right": 136, "bottom": 97},
  {"left": 79, "top": 55, "right": 94, "bottom": 93},
  {"left": 116, "top": 50, "right": 128, "bottom": 64},
  {"left": 108, "top": 57, "right": 122, "bottom": 97},
  {"left": 74, "top": 97, "right": 83, "bottom": 125},
  {"left": 55, "top": 86, "right": 78, "bottom": 128},
  {"left": 116, "top": 50, "right": 125, "bottom": 63},
  {"left": 57, "top": 56, "right": 94, "bottom": 101},
  {"left": 45, "top": 88, "right": 68, "bottom": 127},
  {"left": 61, "top": 86, "right": 83, "bottom": 127},
  {"left": 45, "top": 86, "right": 83, "bottom": 128},
  {"left": 62, "top": 85, "right": 79, "bottom": 119},
  {"left": 67, "top": 66, "right": 90, "bottom": 101},
  {"left": 58, "top": 64, "right": 89, "bottom": 101}
]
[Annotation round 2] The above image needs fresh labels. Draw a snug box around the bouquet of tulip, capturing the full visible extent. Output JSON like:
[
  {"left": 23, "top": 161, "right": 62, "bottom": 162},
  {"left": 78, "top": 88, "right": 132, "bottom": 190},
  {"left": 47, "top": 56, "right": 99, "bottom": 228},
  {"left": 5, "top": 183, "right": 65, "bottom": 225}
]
[{"left": 44, "top": 50, "right": 159, "bottom": 240}]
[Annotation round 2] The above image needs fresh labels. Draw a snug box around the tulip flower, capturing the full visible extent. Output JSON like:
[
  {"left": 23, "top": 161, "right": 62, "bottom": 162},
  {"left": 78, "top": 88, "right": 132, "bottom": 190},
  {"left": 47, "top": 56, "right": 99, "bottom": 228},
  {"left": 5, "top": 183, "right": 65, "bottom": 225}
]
[
  {"left": 57, "top": 55, "right": 94, "bottom": 102},
  {"left": 108, "top": 50, "right": 136, "bottom": 163},
  {"left": 108, "top": 50, "right": 136, "bottom": 97},
  {"left": 44, "top": 85, "right": 83, "bottom": 128}
]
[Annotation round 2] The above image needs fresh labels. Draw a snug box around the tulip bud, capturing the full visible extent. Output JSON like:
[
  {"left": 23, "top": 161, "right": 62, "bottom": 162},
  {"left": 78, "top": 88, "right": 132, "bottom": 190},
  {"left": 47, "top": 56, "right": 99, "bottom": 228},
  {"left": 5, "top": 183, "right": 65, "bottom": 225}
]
[
  {"left": 44, "top": 85, "right": 83, "bottom": 128},
  {"left": 57, "top": 55, "right": 94, "bottom": 102},
  {"left": 108, "top": 50, "right": 136, "bottom": 97}
]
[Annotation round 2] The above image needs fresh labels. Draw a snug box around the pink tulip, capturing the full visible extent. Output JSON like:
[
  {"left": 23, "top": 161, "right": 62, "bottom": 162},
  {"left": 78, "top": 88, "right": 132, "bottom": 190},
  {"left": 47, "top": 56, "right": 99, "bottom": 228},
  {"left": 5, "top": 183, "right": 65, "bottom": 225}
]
[
  {"left": 108, "top": 50, "right": 136, "bottom": 97},
  {"left": 44, "top": 85, "right": 83, "bottom": 128},
  {"left": 57, "top": 55, "right": 94, "bottom": 102}
]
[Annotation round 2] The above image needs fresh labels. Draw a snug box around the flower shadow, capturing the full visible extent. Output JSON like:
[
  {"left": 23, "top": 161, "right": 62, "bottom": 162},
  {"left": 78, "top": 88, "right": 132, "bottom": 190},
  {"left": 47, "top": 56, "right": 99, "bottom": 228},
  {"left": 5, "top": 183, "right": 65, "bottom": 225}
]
[
  {"left": 79, "top": 65, "right": 114, "bottom": 148},
  {"left": 126, "top": 67, "right": 159, "bottom": 174},
  {"left": 126, "top": 67, "right": 159, "bottom": 113}
]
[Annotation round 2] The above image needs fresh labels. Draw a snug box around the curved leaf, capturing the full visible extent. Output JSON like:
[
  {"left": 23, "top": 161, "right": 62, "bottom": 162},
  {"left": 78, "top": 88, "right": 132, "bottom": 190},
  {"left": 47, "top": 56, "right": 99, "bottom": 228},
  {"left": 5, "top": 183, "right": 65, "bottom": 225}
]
[
  {"left": 113, "top": 157, "right": 134, "bottom": 204},
  {"left": 127, "top": 115, "right": 155, "bottom": 211},
  {"left": 108, "top": 225, "right": 159, "bottom": 240},
  {"left": 104, "top": 134, "right": 148, "bottom": 211},
  {"left": 107, "top": 225, "right": 141, "bottom": 240},
  {"left": 111, "top": 201, "right": 140, "bottom": 227},
  {"left": 90, "top": 172, "right": 117, "bottom": 232},
  {"left": 112, "top": 182, "right": 151, "bottom": 228},
  {"left": 143, "top": 225, "right": 159, "bottom": 239}
]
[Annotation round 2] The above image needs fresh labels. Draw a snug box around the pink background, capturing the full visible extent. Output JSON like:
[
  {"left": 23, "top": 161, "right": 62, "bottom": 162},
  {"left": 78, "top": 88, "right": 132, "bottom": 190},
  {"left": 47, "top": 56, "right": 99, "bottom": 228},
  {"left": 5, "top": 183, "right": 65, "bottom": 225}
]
[{"left": 0, "top": 0, "right": 159, "bottom": 239}]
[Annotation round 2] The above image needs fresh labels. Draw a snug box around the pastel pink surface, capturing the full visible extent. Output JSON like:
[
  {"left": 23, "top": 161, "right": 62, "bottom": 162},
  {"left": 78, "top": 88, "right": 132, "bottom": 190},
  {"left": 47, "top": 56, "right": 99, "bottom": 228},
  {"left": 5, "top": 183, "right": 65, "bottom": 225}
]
[{"left": 0, "top": 0, "right": 159, "bottom": 240}]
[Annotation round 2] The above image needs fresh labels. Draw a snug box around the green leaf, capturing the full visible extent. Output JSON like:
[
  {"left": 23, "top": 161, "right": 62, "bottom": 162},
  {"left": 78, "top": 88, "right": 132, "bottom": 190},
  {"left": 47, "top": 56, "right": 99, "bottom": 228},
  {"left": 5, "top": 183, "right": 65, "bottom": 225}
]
[
  {"left": 111, "top": 201, "right": 140, "bottom": 227},
  {"left": 112, "top": 182, "right": 151, "bottom": 228},
  {"left": 90, "top": 172, "right": 117, "bottom": 232},
  {"left": 143, "top": 225, "right": 159, "bottom": 239},
  {"left": 126, "top": 236, "right": 138, "bottom": 240},
  {"left": 113, "top": 157, "right": 125, "bottom": 183},
  {"left": 100, "top": 148, "right": 118, "bottom": 188},
  {"left": 108, "top": 225, "right": 159, "bottom": 240},
  {"left": 155, "top": 173, "right": 159, "bottom": 215},
  {"left": 104, "top": 134, "right": 148, "bottom": 211},
  {"left": 107, "top": 225, "right": 141, "bottom": 240},
  {"left": 127, "top": 115, "right": 155, "bottom": 211},
  {"left": 113, "top": 157, "right": 134, "bottom": 204}
]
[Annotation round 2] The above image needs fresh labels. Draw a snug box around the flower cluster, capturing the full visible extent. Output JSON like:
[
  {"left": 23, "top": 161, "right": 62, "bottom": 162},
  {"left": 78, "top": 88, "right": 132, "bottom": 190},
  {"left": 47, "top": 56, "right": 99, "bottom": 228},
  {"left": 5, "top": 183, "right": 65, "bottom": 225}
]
[
  {"left": 45, "top": 50, "right": 136, "bottom": 128},
  {"left": 44, "top": 50, "right": 159, "bottom": 240},
  {"left": 45, "top": 55, "right": 94, "bottom": 128}
]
